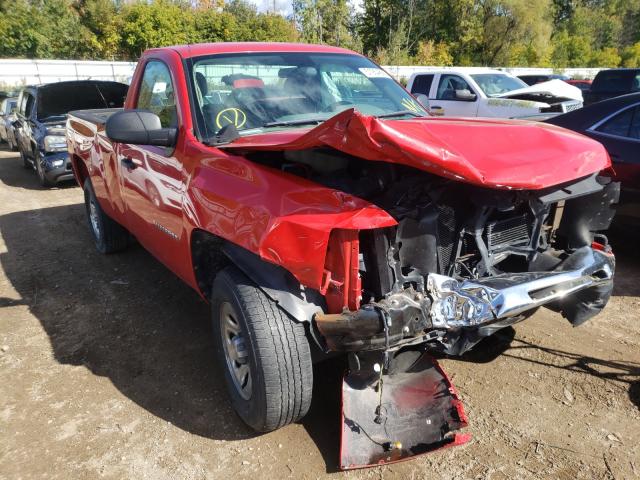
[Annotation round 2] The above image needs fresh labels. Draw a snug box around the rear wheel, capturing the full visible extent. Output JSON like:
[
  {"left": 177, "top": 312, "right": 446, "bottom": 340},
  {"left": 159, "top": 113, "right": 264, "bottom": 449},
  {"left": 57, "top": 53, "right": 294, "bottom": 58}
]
[
  {"left": 211, "top": 266, "right": 313, "bottom": 432},
  {"left": 83, "top": 178, "right": 129, "bottom": 254}
]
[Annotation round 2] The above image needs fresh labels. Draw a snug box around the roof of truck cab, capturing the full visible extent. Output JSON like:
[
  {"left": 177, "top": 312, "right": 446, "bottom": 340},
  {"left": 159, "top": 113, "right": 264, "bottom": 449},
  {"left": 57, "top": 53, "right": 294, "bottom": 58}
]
[{"left": 146, "top": 42, "right": 361, "bottom": 59}]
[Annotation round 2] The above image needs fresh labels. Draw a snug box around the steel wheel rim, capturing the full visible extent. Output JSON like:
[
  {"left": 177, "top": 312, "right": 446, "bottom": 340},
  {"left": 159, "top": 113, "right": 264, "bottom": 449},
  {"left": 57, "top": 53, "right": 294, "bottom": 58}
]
[
  {"left": 220, "top": 301, "right": 252, "bottom": 400},
  {"left": 37, "top": 155, "right": 44, "bottom": 180},
  {"left": 89, "top": 199, "right": 101, "bottom": 240}
]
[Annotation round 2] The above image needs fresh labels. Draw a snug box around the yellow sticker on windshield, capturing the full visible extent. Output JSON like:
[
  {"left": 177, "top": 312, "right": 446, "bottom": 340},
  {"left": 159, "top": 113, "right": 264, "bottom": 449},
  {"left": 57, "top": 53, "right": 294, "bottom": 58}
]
[
  {"left": 401, "top": 98, "right": 422, "bottom": 113},
  {"left": 216, "top": 108, "right": 247, "bottom": 129}
]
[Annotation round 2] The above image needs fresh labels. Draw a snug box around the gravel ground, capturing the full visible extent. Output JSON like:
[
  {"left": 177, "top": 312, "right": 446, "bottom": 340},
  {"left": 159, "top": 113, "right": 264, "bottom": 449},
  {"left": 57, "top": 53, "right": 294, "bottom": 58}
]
[{"left": 1, "top": 145, "right": 639, "bottom": 480}]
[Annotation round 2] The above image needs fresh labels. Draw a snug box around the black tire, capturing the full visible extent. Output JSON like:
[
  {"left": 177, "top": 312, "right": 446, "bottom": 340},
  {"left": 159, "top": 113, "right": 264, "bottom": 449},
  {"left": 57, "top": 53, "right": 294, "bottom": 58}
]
[
  {"left": 35, "top": 152, "right": 54, "bottom": 187},
  {"left": 211, "top": 266, "right": 313, "bottom": 432},
  {"left": 20, "top": 149, "right": 31, "bottom": 169},
  {"left": 83, "top": 178, "right": 129, "bottom": 254}
]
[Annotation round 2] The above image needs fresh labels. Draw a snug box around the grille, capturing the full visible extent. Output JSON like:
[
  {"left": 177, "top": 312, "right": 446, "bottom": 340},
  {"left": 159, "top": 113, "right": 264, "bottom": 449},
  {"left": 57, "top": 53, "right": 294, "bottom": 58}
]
[
  {"left": 562, "top": 101, "right": 583, "bottom": 113},
  {"left": 436, "top": 205, "right": 456, "bottom": 274},
  {"left": 485, "top": 214, "right": 531, "bottom": 251}
]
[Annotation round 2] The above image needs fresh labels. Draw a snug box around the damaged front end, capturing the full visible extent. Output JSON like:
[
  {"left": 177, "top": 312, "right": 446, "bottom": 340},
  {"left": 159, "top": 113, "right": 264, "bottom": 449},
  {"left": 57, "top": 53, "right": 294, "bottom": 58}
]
[
  {"left": 314, "top": 172, "right": 617, "bottom": 468},
  {"left": 218, "top": 109, "right": 618, "bottom": 469},
  {"left": 314, "top": 173, "right": 618, "bottom": 357}
]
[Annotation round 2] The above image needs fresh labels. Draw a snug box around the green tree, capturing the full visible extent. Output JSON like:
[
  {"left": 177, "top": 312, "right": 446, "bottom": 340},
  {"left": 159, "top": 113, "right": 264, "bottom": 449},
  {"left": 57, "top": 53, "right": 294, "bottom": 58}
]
[
  {"left": 293, "top": 0, "right": 353, "bottom": 46},
  {"left": 413, "top": 40, "right": 454, "bottom": 66},
  {"left": 120, "top": 0, "right": 196, "bottom": 59},
  {"left": 621, "top": 42, "right": 640, "bottom": 67},
  {"left": 75, "top": 0, "right": 123, "bottom": 59}
]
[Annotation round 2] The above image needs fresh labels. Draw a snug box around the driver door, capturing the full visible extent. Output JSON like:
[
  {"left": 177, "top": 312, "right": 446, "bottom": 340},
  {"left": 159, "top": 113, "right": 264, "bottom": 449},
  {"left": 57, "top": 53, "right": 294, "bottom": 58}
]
[
  {"left": 117, "top": 59, "right": 185, "bottom": 272},
  {"left": 429, "top": 74, "right": 479, "bottom": 117}
]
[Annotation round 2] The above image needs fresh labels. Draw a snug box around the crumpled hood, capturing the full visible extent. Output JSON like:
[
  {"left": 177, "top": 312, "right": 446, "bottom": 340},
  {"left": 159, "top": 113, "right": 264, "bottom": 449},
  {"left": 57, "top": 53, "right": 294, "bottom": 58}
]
[
  {"left": 495, "top": 79, "right": 583, "bottom": 102},
  {"left": 222, "top": 109, "right": 610, "bottom": 190}
]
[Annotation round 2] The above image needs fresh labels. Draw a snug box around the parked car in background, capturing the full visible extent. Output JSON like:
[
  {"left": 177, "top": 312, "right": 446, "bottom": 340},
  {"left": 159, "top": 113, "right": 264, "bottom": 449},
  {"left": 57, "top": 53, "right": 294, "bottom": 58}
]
[
  {"left": 583, "top": 69, "right": 640, "bottom": 105},
  {"left": 67, "top": 43, "right": 617, "bottom": 469},
  {"left": 0, "top": 97, "right": 18, "bottom": 149},
  {"left": 14, "top": 80, "right": 128, "bottom": 186},
  {"left": 566, "top": 79, "right": 592, "bottom": 92},
  {"left": 517, "top": 73, "right": 570, "bottom": 85},
  {"left": 545, "top": 93, "right": 639, "bottom": 226},
  {"left": 407, "top": 69, "right": 582, "bottom": 118}
]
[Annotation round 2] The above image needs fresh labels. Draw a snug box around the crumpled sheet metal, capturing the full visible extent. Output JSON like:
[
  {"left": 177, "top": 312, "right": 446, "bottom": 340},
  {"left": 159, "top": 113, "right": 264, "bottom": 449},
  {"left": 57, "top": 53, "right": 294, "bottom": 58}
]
[
  {"left": 189, "top": 156, "right": 396, "bottom": 289},
  {"left": 224, "top": 108, "right": 611, "bottom": 190},
  {"left": 189, "top": 109, "right": 610, "bottom": 292}
]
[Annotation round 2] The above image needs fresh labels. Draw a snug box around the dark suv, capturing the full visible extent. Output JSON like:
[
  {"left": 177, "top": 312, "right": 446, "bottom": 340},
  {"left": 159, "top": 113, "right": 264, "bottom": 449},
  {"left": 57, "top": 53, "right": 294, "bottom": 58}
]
[{"left": 14, "top": 80, "right": 128, "bottom": 186}]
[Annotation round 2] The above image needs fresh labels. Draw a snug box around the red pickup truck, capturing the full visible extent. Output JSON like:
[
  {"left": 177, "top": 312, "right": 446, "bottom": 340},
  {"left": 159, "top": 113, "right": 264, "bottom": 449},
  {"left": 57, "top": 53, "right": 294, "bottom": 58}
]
[{"left": 67, "top": 43, "right": 618, "bottom": 468}]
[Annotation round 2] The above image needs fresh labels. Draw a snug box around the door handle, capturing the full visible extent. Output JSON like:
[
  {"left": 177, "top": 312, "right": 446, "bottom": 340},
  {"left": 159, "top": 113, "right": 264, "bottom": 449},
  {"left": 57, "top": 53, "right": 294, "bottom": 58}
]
[
  {"left": 121, "top": 157, "right": 138, "bottom": 170},
  {"left": 430, "top": 105, "right": 443, "bottom": 109}
]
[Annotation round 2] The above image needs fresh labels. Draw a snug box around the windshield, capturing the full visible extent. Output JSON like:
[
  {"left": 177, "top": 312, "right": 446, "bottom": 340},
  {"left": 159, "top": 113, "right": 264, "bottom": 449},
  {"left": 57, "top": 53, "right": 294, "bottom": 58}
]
[
  {"left": 471, "top": 74, "right": 528, "bottom": 96},
  {"left": 38, "top": 82, "right": 128, "bottom": 121},
  {"left": 187, "top": 52, "right": 426, "bottom": 141}
]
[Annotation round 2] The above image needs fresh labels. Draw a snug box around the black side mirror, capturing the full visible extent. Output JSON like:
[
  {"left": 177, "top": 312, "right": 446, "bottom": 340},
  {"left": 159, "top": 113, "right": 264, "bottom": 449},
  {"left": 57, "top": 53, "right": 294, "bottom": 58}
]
[
  {"left": 106, "top": 110, "right": 177, "bottom": 147},
  {"left": 455, "top": 89, "right": 477, "bottom": 101}
]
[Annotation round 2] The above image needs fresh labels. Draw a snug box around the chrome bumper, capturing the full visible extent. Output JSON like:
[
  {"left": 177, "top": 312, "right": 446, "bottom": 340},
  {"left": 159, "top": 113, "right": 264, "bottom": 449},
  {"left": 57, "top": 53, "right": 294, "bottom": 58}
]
[{"left": 427, "top": 247, "right": 614, "bottom": 329}]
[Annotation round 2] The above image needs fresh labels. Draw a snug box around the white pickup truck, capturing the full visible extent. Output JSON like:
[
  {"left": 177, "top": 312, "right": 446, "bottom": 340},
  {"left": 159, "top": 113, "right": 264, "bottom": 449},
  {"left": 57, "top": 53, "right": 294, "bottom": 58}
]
[{"left": 406, "top": 69, "right": 583, "bottom": 118}]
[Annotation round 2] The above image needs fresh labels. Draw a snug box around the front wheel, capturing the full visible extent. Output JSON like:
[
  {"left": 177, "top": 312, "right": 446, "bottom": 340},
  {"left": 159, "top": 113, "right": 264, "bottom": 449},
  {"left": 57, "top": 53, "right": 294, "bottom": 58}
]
[
  {"left": 211, "top": 266, "right": 313, "bottom": 432},
  {"left": 20, "top": 149, "right": 31, "bottom": 169},
  {"left": 35, "top": 152, "right": 54, "bottom": 187},
  {"left": 83, "top": 178, "right": 129, "bottom": 254}
]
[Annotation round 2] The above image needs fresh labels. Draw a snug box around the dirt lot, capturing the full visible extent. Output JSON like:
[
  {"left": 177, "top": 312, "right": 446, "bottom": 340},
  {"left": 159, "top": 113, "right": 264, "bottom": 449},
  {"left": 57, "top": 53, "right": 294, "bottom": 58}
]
[{"left": 0, "top": 145, "right": 639, "bottom": 480}]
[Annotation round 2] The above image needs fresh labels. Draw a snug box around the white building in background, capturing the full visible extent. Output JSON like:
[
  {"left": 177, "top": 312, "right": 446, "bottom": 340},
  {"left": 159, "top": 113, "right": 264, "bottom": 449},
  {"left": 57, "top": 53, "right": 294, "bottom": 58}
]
[
  {"left": 0, "top": 58, "right": 601, "bottom": 90},
  {"left": 0, "top": 59, "right": 137, "bottom": 89}
]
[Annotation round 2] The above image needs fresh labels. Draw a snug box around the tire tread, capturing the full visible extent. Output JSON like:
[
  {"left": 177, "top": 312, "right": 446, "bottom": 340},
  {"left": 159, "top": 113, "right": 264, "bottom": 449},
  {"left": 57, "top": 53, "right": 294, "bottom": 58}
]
[{"left": 214, "top": 266, "right": 312, "bottom": 431}]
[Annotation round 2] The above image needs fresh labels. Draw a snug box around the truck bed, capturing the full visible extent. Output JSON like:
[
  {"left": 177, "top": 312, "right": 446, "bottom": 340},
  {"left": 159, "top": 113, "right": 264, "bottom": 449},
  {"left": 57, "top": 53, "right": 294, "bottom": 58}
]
[{"left": 68, "top": 108, "right": 122, "bottom": 127}]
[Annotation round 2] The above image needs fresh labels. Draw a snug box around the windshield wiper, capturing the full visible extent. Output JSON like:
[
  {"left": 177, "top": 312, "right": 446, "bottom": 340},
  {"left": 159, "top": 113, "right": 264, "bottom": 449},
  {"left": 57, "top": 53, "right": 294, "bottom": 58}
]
[
  {"left": 375, "top": 110, "right": 425, "bottom": 119},
  {"left": 262, "top": 118, "right": 326, "bottom": 128}
]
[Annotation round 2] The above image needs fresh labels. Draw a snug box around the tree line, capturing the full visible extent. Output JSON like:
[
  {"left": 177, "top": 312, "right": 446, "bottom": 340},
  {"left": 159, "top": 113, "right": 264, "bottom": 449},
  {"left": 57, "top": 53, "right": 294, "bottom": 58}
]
[{"left": 1, "top": 0, "right": 639, "bottom": 68}]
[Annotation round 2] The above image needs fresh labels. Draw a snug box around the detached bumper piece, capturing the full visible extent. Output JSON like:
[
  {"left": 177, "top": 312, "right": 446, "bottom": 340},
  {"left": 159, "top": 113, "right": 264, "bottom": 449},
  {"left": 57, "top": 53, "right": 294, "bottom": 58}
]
[{"left": 340, "top": 351, "right": 469, "bottom": 470}]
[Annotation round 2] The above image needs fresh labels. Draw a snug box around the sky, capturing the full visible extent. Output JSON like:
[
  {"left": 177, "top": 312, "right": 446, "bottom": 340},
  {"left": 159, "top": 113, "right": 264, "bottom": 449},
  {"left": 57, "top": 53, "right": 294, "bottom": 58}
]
[
  {"left": 251, "top": 0, "right": 293, "bottom": 16},
  {"left": 249, "top": 0, "right": 363, "bottom": 18}
]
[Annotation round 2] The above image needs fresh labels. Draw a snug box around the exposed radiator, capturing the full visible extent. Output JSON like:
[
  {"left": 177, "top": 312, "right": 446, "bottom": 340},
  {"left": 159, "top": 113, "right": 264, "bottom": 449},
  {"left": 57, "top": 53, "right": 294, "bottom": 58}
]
[{"left": 485, "top": 213, "right": 532, "bottom": 251}]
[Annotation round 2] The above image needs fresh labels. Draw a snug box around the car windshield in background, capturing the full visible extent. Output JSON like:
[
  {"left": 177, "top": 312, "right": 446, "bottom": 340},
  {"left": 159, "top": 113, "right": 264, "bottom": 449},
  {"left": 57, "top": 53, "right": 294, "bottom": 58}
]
[
  {"left": 471, "top": 74, "right": 529, "bottom": 96},
  {"left": 4, "top": 100, "right": 17, "bottom": 114},
  {"left": 187, "top": 52, "right": 426, "bottom": 141},
  {"left": 37, "top": 82, "right": 128, "bottom": 121}
]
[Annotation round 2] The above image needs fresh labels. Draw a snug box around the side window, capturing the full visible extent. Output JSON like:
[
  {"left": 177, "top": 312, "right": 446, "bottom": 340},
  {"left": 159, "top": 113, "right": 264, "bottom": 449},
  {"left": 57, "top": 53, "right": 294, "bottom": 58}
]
[
  {"left": 596, "top": 107, "right": 634, "bottom": 137},
  {"left": 137, "top": 61, "right": 177, "bottom": 128},
  {"left": 18, "top": 93, "right": 27, "bottom": 115},
  {"left": 411, "top": 74, "right": 434, "bottom": 95},
  {"left": 24, "top": 93, "right": 35, "bottom": 118},
  {"left": 436, "top": 75, "right": 473, "bottom": 100},
  {"left": 630, "top": 106, "right": 640, "bottom": 139},
  {"left": 633, "top": 73, "right": 640, "bottom": 92}
]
